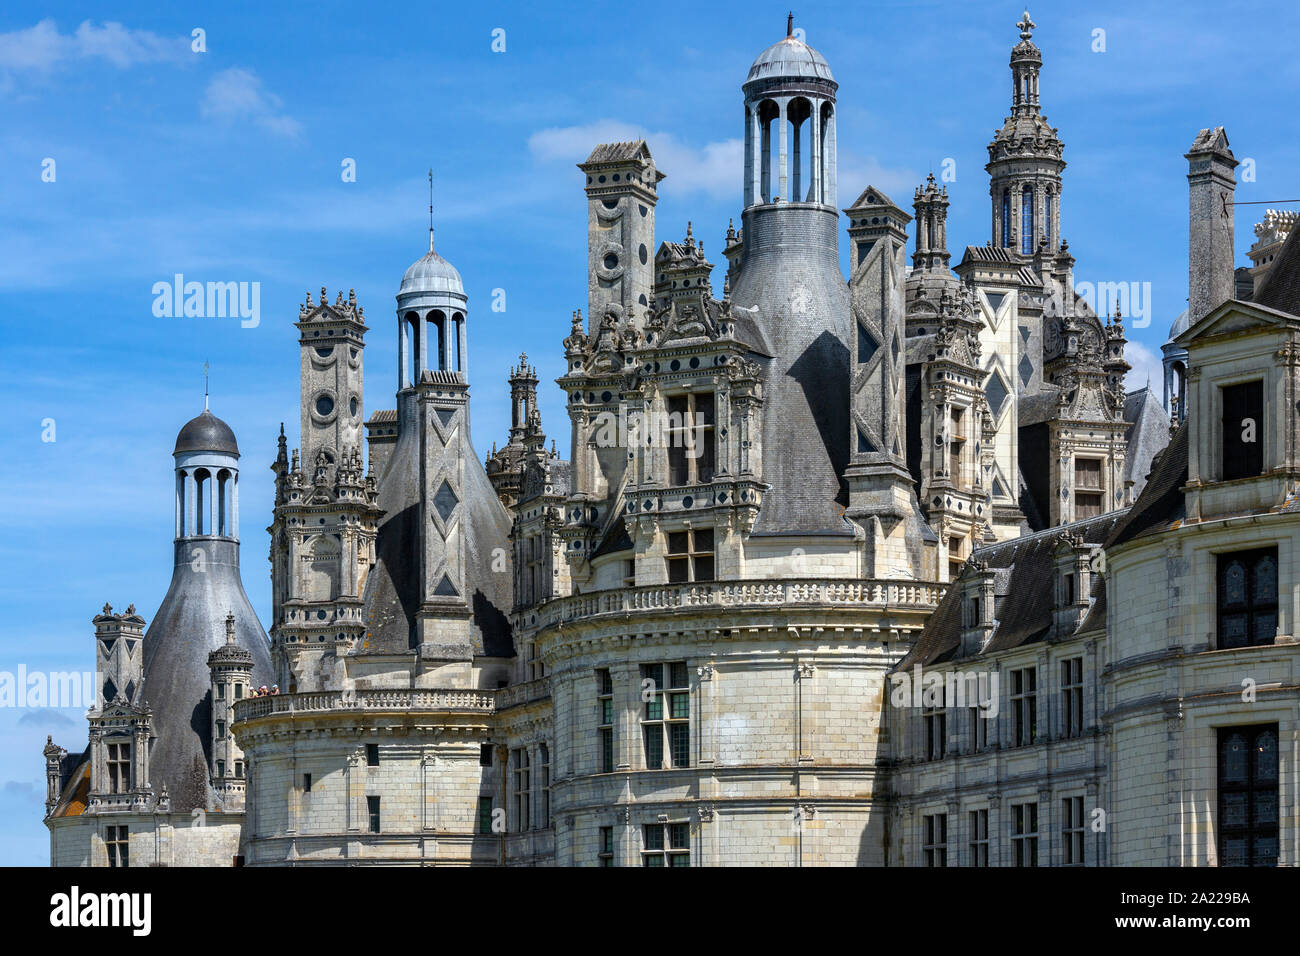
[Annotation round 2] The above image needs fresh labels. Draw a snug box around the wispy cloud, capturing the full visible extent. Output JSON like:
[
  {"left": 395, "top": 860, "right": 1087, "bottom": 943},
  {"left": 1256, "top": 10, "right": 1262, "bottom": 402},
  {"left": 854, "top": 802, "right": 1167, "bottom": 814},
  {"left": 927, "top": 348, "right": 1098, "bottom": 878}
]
[
  {"left": 0, "top": 19, "right": 188, "bottom": 76},
  {"left": 529, "top": 120, "right": 742, "bottom": 199},
  {"left": 1124, "top": 339, "right": 1164, "bottom": 393},
  {"left": 201, "top": 67, "right": 302, "bottom": 138}
]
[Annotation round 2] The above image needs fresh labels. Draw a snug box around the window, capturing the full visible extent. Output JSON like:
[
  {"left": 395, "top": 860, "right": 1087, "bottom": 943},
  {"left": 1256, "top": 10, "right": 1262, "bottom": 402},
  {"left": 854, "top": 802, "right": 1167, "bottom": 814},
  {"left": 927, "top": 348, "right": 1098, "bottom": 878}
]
[
  {"left": 216, "top": 719, "right": 225, "bottom": 740},
  {"left": 479, "top": 744, "right": 493, "bottom": 767},
  {"left": 1062, "top": 796, "right": 1085, "bottom": 865},
  {"left": 666, "top": 528, "right": 715, "bottom": 583},
  {"left": 366, "top": 796, "right": 381, "bottom": 834},
  {"left": 1011, "top": 802, "right": 1039, "bottom": 867},
  {"left": 968, "top": 809, "right": 989, "bottom": 867},
  {"left": 478, "top": 796, "right": 494, "bottom": 835},
  {"left": 1217, "top": 547, "right": 1278, "bottom": 649},
  {"left": 1020, "top": 186, "right": 1034, "bottom": 255},
  {"left": 596, "top": 668, "right": 614, "bottom": 773},
  {"left": 622, "top": 559, "right": 636, "bottom": 587},
  {"left": 105, "top": 825, "right": 129, "bottom": 868},
  {"left": 969, "top": 706, "right": 988, "bottom": 752},
  {"left": 513, "top": 749, "right": 531, "bottom": 831},
  {"left": 235, "top": 761, "right": 243, "bottom": 779},
  {"left": 599, "top": 826, "right": 614, "bottom": 867},
  {"left": 1221, "top": 380, "right": 1264, "bottom": 480},
  {"left": 525, "top": 641, "right": 545, "bottom": 681},
  {"left": 1061, "top": 657, "right": 1084, "bottom": 738},
  {"left": 949, "top": 408, "right": 966, "bottom": 480},
  {"left": 1001, "top": 190, "right": 1011, "bottom": 248},
  {"left": 1074, "top": 457, "right": 1103, "bottom": 518},
  {"left": 923, "top": 813, "right": 948, "bottom": 867},
  {"left": 302, "top": 773, "right": 312, "bottom": 793},
  {"left": 1062, "top": 572, "right": 1075, "bottom": 605},
  {"left": 666, "top": 392, "right": 716, "bottom": 486},
  {"left": 923, "top": 700, "right": 946, "bottom": 760},
  {"left": 540, "top": 743, "right": 551, "bottom": 828},
  {"left": 642, "top": 662, "right": 690, "bottom": 769},
  {"left": 366, "top": 743, "right": 379, "bottom": 767},
  {"left": 217, "top": 683, "right": 225, "bottom": 700},
  {"left": 1218, "top": 724, "right": 1279, "bottom": 866},
  {"left": 217, "top": 759, "right": 226, "bottom": 778},
  {"left": 234, "top": 683, "right": 243, "bottom": 699},
  {"left": 948, "top": 536, "right": 964, "bottom": 582},
  {"left": 642, "top": 822, "right": 690, "bottom": 867},
  {"left": 106, "top": 741, "right": 131, "bottom": 794},
  {"left": 1010, "top": 668, "right": 1037, "bottom": 747}
]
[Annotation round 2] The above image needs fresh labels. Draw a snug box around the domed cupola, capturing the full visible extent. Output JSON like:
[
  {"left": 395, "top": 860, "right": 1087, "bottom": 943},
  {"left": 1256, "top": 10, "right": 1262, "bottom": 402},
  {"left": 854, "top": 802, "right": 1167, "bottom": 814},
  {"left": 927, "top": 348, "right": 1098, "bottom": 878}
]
[
  {"left": 396, "top": 223, "right": 468, "bottom": 388},
  {"left": 173, "top": 408, "right": 240, "bottom": 458}
]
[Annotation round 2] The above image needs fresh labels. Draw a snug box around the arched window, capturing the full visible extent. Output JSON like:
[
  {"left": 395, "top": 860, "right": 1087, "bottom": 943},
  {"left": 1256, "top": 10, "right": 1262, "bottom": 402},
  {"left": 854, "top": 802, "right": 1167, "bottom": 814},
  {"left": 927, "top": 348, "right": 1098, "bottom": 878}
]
[
  {"left": 1044, "top": 188, "right": 1053, "bottom": 247},
  {"left": 787, "top": 97, "right": 813, "bottom": 202},
  {"left": 453, "top": 312, "right": 465, "bottom": 371},
  {"left": 1001, "top": 190, "right": 1011, "bottom": 248},
  {"left": 1021, "top": 186, "right": 1035, "bottom": 255},
  {"left": 757, "top": 100, "right": 780, "bottom": 203},
  {"left": 194, "top": 468, "right": 211, "bottom": 535},
  {"left": 429, "top": 310, "right": 447, "bottom": 372},
  {"left": 217, "top": 469, "right": 231, "bottom": 536},
  {"left": 401, "top": 311, "right": 420, "bottom": 386}
]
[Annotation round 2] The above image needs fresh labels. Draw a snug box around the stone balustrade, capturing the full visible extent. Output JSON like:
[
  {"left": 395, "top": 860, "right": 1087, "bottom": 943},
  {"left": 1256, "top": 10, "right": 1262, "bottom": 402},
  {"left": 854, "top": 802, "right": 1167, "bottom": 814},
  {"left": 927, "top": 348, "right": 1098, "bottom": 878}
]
[
  {"left": 235, "top": 687, "right": 497, "bottom": 722},
  {"left": 522, "top": 578, "right": 944, "bottom": 630}
]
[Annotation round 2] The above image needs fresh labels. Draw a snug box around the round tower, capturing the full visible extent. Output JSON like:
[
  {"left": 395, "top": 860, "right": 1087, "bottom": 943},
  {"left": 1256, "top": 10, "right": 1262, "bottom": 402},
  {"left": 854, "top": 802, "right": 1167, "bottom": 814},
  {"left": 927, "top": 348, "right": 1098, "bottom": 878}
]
[
  {"left": 730, "top": 18, "right": 851, "bottom": 534},
  {"left": 397, "top": 231, "right": 468, "bottom": 390},
  {"left": 987, "top": 11, "right": 1065, "bottom": 255},
  {"left": 142, "top": 405, "right": 271, "bottom": 812}
]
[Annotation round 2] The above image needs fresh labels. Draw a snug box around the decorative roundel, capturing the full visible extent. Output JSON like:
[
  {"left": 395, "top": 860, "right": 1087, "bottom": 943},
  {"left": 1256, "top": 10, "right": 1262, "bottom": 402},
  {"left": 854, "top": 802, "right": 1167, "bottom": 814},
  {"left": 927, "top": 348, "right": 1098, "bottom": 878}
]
[
  {"left": 670, "top": 359, "right": 680, "bottom": 371},
  {"left": 314, "top": 394, "right": 336, "bottom": 418},
  {"left": 639, "top": 205, "right": 648, "bottom": 217},
  {"left": 601, "top": 391, "right": 612, "bottom": 403},
  {"left": 596, "top": 241, "right": 626, "bottom": 281},
  {"left": 689, "top": 357, "right": 699, "bottom": 369},
  {"left": 639, "top": 244, "right": 648, "bottom": 265},
  {"left": 682, "top": 496, "right": 693, "bottom": 509},
  {"left": 350, "top": 397, "right": 359, "bottom": 418}
]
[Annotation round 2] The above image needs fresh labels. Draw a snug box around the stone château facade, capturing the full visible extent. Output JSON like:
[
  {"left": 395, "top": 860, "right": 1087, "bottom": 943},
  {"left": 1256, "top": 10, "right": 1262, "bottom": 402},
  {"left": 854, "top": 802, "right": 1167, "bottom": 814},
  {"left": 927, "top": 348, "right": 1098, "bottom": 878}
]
[{"left": 44, "top": 12, "right": 1297, "bottom": 867}]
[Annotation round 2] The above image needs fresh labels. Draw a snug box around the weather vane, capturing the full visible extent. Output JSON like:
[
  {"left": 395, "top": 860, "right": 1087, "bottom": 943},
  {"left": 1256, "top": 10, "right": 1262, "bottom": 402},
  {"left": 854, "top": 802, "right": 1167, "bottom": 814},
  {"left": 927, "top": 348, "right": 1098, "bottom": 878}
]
[{"left": 428, "top": 168, "right": 435, "bottom": 251}]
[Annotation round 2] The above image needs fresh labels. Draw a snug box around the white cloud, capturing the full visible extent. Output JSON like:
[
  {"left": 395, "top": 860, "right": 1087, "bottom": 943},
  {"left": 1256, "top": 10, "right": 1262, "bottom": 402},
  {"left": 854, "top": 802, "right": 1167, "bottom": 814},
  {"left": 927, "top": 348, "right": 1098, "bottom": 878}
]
[
  {"left": 201, "top": 68, "right": 302, "bottom": 138},
  {"left": 1124, "top": 339, "right": 1165, "bottom": 393},
  {"left": 528, "top": 120, "right": 741, "bottom": 199},
  {"left": 0, "top": 19, "right": 187, "bottom": 74},
  {"left": 529, "top": 119, "right": 914, "bottom": 203}
]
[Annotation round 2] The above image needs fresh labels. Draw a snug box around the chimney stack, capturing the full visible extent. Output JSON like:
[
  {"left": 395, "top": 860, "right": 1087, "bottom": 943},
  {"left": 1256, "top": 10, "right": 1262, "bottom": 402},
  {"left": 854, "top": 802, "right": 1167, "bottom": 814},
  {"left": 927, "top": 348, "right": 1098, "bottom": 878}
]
[{"left": 1186, "top": 127, "right": 1238, "bottom": 325}]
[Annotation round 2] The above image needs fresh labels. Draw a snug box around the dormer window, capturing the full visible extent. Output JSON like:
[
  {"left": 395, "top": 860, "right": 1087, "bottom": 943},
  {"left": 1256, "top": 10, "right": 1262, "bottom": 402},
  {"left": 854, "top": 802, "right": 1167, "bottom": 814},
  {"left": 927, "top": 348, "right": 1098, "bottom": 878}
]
[
  {"left": 1074, "top": 458, "right": 1103, "bottom": 518},
  {"left": 1221, "top": 380, "right": 1264, "bottom": 480},
  {"left": 667, "top": 392, "right": 716, "bottom": 486}
]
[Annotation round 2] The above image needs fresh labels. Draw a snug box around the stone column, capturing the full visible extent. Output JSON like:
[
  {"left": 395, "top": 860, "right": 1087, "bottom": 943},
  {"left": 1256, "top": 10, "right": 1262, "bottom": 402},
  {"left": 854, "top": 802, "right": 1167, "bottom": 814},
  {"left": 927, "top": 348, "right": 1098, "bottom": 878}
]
[{"left": 777, "top": 98, "right": 789, "bottom": 202}]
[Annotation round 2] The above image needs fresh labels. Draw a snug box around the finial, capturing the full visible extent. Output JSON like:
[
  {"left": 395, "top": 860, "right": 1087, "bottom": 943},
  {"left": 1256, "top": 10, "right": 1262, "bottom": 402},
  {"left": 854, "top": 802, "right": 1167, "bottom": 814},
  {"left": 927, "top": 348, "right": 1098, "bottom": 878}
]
[
  {"left": 126, "top": 603, "right": 136, "bottom": 616},
  {"left": 1017, "top": 9, "right": 1035, "bottom": 40},
  {"left": 787, "top": 11, "right": 794, "bottom": 37},
  {"left": 203, "top": 361, "right": 210, "bottom": 411},
  {"left": 225, "top": 611, "right": 236, "bottom": 644},
  {"left": 428, "top": 168, "right": 435, "bottom": 252},
  {"left": 102, "top": 602, "right": 113, "bottom": 615}
]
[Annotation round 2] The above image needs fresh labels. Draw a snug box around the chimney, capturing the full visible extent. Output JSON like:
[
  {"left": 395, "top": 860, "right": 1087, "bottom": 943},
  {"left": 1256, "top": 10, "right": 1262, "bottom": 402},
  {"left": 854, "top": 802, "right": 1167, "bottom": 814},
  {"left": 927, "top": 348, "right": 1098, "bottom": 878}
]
[{"left": 1186, "top": 127, "right": 1238, "bottom": 325}]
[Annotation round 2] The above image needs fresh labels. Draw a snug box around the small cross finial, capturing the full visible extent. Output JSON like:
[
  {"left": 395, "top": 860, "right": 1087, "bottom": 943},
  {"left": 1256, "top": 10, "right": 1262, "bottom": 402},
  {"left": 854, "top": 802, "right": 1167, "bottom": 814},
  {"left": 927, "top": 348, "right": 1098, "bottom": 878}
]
[
  {"left": 203, "top": 361, "right": 210, "bottom": 410},
  {"left": 787, "top": 11, "right": 794, "bottom": 36},
  {"left": 1017, "top": 10, "right": 1035, "bottom": 39}
]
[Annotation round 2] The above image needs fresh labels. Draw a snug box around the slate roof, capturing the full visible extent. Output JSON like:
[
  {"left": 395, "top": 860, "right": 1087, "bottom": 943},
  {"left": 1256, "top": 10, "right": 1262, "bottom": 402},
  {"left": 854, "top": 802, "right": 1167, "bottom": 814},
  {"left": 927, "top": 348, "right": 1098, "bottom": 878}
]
[
  {"left": 1106, "top": 421, "right": 1188, "bottom": 549},
  {"left": 1251, "top": 221, "right": 1300, "bottom": 317},
  {"left": 1121, "top": 385, "right": 1171, "bottom": 498},
  {"left": 898, "top": 509, "right": 1127, "bottom": 669}
]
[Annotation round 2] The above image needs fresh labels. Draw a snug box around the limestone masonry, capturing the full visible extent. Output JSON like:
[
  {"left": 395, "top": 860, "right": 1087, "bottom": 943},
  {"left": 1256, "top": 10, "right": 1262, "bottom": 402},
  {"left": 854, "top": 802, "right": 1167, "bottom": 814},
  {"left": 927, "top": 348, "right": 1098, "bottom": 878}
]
[{"left": 45, "top": 12, "right": 1300, "bottom": 867}]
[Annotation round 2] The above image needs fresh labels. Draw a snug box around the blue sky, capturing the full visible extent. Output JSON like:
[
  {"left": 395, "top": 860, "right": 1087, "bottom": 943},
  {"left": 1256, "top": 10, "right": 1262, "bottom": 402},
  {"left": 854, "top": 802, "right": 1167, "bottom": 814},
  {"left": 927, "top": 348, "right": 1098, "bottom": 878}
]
[{"left": 1, "top": 0, "right": 1297, "bottom": 864}]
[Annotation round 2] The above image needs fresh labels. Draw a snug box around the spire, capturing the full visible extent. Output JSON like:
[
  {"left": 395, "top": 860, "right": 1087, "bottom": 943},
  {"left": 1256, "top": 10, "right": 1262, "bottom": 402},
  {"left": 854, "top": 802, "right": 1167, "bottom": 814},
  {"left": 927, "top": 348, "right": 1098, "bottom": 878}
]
[
  {"left": 203, "top": 361, "right": 210, "bottom": 410},
  {"left": 224, "top": 611, "right": 236, "bottom": 645},
  {"left": 428, "top": 168, "right": 435, "bottom": 252},
  {"left": 787, "top": 11, "right": 794, "bottom": 37}
]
